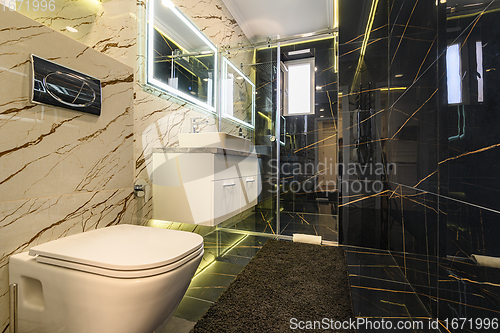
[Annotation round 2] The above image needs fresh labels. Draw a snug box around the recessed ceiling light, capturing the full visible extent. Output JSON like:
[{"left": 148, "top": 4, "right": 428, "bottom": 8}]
[
  {"left": 320, "top": 115, "right": 324, "bottom": 118},
  {"left": 316, "top": 86, "right": 322, "bottom": 90},
  {"left": 66, "top": 26, "right": 78, "bottom": 33},
  {"left": 395, "top": 74, "right": 403, "bottom": 78},
  {"left": 320, "top": 108, "right": 325, "bottom": 112},
  {"left": 315, "top": 67, "right": 318, "bottom": 71}
]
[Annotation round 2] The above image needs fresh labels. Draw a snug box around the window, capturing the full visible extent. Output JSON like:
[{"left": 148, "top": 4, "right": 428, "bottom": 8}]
[{"left": 283, "top": 58, "right": 315, "bottom": 116}]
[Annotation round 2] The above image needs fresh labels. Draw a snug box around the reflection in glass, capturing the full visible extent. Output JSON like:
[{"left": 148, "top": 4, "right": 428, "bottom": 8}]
[
  {"left": 476, "top": 41, "right": 484, "bottom": 103},
  {"left": 446, "top": 43, "right": 462, "bottom": 104},
  {"left": 221, "top": 57, "right": 255, "bottom": 128}
]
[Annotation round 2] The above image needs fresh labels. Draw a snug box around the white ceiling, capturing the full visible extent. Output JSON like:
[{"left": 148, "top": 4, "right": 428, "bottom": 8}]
[{"left": 221, "top": 0, "right": 334, "bottom": 40}]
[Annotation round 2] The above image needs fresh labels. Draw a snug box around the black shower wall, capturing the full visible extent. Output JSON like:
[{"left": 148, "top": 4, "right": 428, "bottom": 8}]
[
  {"left": 386, "top": 0, "right": 443, "bottom": 317},
  {"left": 439, "top": 7, "right": 500, "bottom": 317},
  {"left": 338, "top": 0, "right": 389, "bottom": 249},
  {"left": 340, "top": 0, "right": 500, "bottom": 323}
]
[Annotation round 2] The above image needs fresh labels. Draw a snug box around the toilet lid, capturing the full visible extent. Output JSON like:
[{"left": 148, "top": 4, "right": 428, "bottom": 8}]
[{"left": 29, "top": 225, "right": 204, "bottom": 274}]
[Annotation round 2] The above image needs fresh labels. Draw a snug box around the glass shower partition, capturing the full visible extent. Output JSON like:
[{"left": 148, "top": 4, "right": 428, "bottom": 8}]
[
  {"left": 218, "top": 31, "right": 340, "bottom": 244},
  {"left": 217, "top": 37, "right": 281, "bottom": 238},
  {"left": 276, "top": 34, "right": 339, "bottom": 243}
]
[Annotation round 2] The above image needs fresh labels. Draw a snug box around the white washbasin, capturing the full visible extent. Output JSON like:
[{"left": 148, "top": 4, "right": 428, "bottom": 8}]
[{"left": 179, "top": 132, "right": 253, "bottom": 152}]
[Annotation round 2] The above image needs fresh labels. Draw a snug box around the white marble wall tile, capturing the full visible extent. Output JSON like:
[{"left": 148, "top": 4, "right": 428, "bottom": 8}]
[
  {"left": 9, "top": 0, "right": 253, "bottom": 182},
  {"left": 136, "top": 97, "right": 216, "bottom": 175},
  {"left": 1, "top": 105, "right": 134, "bottom": 201},
  {"left": 0, "top": 10, "right": 134, "bottom": 202},
  {"left": 173, "top": 0, "right": 248, "bottom": 46},
  {"left": 133, "top": 87, "right": 218, "bottom": 224},
  {"left": 16, "top": 0, "right": 137, "bottom": 68},
  {"left": 0, "top": 190, "right": 135, "bottom": 269},
  {"left": 0, "top": 9, "right": 135, "bottom": 331},
  {"left": 1, "top": 0, "right": 255, "bottom": 328},
  {"left": 0, "top": 188, "right": 136, "bottom": 329},
  {"left": 2, "top": 0, "right": 255, "bottom": 221}
]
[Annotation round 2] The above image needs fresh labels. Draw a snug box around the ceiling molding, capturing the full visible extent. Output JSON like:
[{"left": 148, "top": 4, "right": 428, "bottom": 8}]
[
  {"left": 221, "top": 0, "right": 334, "bottom": 41},
  {"left": 221, "top": 0, "right": 256, "bottom": 41}
]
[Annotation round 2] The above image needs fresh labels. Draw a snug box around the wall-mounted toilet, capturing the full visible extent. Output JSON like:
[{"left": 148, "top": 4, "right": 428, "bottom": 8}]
[{"left": 9, "top": 224, "right": 204, "bottom": 333}]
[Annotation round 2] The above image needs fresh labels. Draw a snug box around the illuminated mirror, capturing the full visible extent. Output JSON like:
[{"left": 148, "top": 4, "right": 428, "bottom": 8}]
[
  {"left": 147, "top": 0, "right": 217, "bottom": 111},
  {"left": 221, "top": 57, "right": 255, "bottom": 128}
]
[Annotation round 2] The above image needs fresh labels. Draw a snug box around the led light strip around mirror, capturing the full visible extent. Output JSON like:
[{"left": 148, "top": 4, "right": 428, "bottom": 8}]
[
  {"left": 147, "top": 0, "right": 218, "bottom": 113},
  {"left": 221, "top": 57, "right": 256, "bottom": 129}
]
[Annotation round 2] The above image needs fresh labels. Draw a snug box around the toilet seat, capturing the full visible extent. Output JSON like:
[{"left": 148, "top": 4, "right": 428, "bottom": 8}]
[{"left": 28, "top": 225, "right": 204, "bottom": 278}]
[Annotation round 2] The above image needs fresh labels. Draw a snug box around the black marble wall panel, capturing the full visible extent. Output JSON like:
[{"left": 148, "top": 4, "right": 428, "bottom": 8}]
[
  {"left": 386, "top": 0, "right": 443, "bottom": 319},
  {"left": 388, "top": 1, "right": 441, "bottom": 193},
  {"left": 389, "top": 187, "right": 440, "bottom": 316},
  {"left": 340, "top": 0, "right": 500, "bottom": 327},
  {"left": 338, "top": 0, "right": 389, "bottom": 248},
  {"left": 438, "top": 1, "right": 500, "bottom": 324}
]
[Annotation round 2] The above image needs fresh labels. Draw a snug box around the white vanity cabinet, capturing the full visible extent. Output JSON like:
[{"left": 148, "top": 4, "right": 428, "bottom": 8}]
[{"left": 152, "top": 148, "right": 260, "bottom": 226}]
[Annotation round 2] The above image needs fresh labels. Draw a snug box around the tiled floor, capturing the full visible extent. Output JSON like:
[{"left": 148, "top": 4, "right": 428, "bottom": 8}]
[
  {"left": 160, "top": 230, "right": 270, "bottom": 333},
  {"left": 160, "top": 217, "right": 436, "bottom": 333},
  {"left": 223, "top": 201, "right": 338, "bottom": 242},
  {"left": 345, "top": 246, "right": 439, "bottom": 333},
  {"left": 391, "top": 252, "right": 500, "bottom": 332}
]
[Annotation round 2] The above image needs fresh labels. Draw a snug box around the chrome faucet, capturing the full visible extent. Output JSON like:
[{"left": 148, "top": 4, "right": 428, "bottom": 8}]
[{"left": 191, "top": 117, "right": 208, "bottom": 133}]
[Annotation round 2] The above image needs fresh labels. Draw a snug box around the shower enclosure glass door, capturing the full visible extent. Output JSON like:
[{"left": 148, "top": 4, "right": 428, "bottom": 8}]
[
  {"left": 276, "top": 35, "right": 339, "bottom": 242},
  {"left": 218, "top": 37, "right": 280, "bottom": 236},
  {"left": 219, "top": 32, "right": 339, "bottom": 243}
]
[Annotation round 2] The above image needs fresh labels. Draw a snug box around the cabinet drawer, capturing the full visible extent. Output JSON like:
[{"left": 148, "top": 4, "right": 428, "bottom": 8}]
[
  {"left": 214, "top": 154, "right": 258, "bottom": 180},
  {"left": 241, "top": 175, "right": 260, "bottom": 209},
  {"left": 213, "top": 178, "right": 243, "bottom": 220}
]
